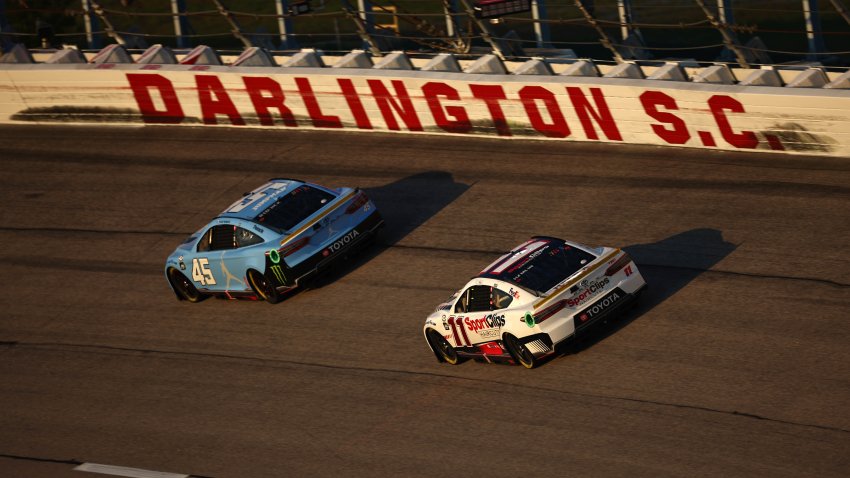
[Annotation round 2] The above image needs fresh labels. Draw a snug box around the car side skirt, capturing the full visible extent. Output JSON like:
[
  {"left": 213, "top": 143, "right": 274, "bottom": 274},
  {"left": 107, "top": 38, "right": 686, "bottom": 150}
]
[{"left": 448, "top": 287, "right": 644, "bottom": 363}]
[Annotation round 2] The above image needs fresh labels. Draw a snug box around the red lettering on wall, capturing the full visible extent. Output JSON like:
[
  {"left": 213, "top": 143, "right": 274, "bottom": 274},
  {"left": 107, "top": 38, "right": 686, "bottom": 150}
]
[
  {"left": 469, "top": 84, "right": 512, "bottom": 136},
  {"left": 698, "top": 131, "right": 717, "bottom": 146},
  {"left": 708, "top": 95, "right": 758, "bottom": 149},
  {"left": 422, "top": 82, "right": 471, "bottom": 134},
  {"left": 195, "top": 75, "right": 245, "bottom": 126},
  {"left": 337, "top": 79, "right": 373, "bottom": 130},
  {"left": 640, "top": 91, "right": 690, "bottom": 144},
  {"left": 242, "top": 76, "right": 297, "bottom": 127},
  {"left": 295, "top": 77, "right": 342, "bottom": 128},
  {"left": 126, "top": 73, "right": 184, "bottom": 124},
  {"left": 519, "top": 86, "right": 570, "bottom": 138},
  {"left": 566, "top": 87, "right": 623, "bottom": 141},
  {"left": 366, "top": 80, "right": 423, "bottom": 131}
]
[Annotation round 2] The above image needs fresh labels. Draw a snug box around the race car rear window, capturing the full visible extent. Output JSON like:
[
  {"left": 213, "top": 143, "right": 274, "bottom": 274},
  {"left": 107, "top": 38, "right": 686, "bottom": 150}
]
[
  {"left": 494, "top": 242, "right": 595, "bottom": 294},
  {"left": 254, "top": 185, "right": 334, "bottom": 231}
]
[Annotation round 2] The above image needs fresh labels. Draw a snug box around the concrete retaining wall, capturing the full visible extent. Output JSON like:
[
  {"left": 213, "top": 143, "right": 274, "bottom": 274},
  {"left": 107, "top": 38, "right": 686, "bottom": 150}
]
[{"left": 2, "top": 58, "right": 849, "bottom": 156}]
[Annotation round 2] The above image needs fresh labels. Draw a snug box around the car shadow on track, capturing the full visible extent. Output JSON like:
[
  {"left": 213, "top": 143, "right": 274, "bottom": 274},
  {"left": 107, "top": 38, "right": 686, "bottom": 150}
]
[
  {"left": 307, "top": 171, "right": 470, "bottom": 288},
  {"left": 541, "top": 228, "right": 737, "bottom": 364}
]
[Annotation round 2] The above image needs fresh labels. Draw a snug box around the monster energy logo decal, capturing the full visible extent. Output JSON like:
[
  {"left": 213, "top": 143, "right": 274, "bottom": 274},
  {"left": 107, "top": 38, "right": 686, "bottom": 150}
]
[{"left": 269, "top": 264, "right": 286, "bottom": 284}]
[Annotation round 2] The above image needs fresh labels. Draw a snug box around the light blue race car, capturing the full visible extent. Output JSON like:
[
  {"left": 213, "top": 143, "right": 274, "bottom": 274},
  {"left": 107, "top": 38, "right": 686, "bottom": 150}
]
[{"left": 165, "top": 178, "right": 383, "bottom": 303}]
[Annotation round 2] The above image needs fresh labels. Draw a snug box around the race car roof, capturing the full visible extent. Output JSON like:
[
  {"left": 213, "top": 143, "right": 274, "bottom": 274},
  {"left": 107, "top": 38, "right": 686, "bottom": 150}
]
[
  {"left": 477, "top": 236, "right": 596, "bottom": 294},
  {"left": 218, "top": 179, "right": 304, "bottom": 221}
]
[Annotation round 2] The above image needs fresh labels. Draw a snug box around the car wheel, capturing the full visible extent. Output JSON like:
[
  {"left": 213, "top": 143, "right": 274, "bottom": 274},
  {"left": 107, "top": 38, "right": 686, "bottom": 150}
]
[
  {"left": 426, "top": 329, "right": 459, "bottom": 365},
  {"left": 248, "top": 269, "right": 282, "bottom": 304},
  {"left": 167, "top": 268, "right": 204, "bottom": 303},
  {"left": 503, "top": 334, "right": 537, "bottom": 369}
]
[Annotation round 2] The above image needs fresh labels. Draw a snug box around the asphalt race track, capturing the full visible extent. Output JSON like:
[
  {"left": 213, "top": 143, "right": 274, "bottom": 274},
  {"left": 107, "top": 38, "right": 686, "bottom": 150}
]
[{"left": 1, "top": 125, "right": 848, "bottom": 478}]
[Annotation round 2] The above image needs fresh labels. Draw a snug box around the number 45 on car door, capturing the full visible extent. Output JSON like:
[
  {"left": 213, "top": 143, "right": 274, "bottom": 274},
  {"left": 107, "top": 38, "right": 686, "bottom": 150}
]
[{"left": 192, "top": 258, "right": 216, "bottom": 285}]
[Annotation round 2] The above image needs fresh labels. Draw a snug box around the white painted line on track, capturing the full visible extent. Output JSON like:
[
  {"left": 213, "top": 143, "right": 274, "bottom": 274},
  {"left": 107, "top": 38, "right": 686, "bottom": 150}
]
[{"left": 74, "top": 462, "right": 189, "bottom": 478}]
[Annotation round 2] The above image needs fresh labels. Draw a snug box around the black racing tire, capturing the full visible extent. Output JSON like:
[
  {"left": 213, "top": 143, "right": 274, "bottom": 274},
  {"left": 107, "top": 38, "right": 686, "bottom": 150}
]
[
  {"left": 503, "top": 334, "right": 537, "bottom": 369},
  {"left": 247, "top": 269, "right": 282, "bottom": 304},
  {"left": 426, "top": 328, "right": 459, "bottom": 365},
  {"left": 167, "top": 268, "right": 205, "bottom": 303}
]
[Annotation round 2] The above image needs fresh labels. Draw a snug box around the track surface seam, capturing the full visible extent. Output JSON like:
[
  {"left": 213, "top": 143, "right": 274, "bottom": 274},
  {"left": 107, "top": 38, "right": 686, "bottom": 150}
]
[{"left": 2, "top": 340, "right": 847, "bottom": 435}]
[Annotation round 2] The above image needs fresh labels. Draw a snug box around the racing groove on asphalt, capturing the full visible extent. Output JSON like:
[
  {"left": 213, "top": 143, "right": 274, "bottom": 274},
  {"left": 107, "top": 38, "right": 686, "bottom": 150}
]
[{"left": 1, "top": 125, "right": 848, "bottom": 477}]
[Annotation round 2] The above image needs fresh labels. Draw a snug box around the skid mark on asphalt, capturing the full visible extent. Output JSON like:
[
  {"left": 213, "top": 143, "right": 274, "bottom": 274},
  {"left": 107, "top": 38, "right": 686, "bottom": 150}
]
[
  {"left": 75, "top": 462, "right": 190, "bottom": 478},
  {"left": 0, "top": 455, "right": 213, "bottom": 478},
  {"left": 0, "top": 257, "right": 155, "bottom": 275}
]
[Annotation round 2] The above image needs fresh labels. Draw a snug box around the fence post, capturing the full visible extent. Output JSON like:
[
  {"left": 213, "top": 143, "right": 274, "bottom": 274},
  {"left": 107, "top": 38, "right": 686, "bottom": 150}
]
[
  {"left": 443, "top": 0, "right": 460, "bottom": 37},
  {"left": 275, "top": 0, "right": 298, "bottom": 49},
  {"left": 342, "top": 0, "right": 381, "bottom": 55},
  {"left": 81, "top": 0, "right": 103, "bottom": 49},
  {"left": 802, "top": 0, "right": 826, "bottom": 60},
  {"left": 357, "top": 0, "right": 378, "bottom": 50},
  {"left": 532, "top": 0, "right": 552, "bottom": 48},
  {"left": 616, "top": 0, "right": 635, "bottom": 41},
  {"left": 171, "top": 0, "right": 190, "bottom": 48},
  {"left": 358, "top": 0, "right": 375, "bottom": 34},
  {"left": 715, "top": 0, "right": 737, "bottom": 62},
  {"left": 0, "top": 0, "right": 10, "bottom": 51},
  {"left": 716, "top": 0, "right": 733, "bottom": 24}
]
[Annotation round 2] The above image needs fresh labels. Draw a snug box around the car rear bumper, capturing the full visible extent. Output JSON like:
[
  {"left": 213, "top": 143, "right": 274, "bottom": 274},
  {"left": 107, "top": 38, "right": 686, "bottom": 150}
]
[
  {"left": 266, "top": 210, "right": 384, "bottom": 289},
  {"left": 541, "top": 284, "right": 645, "bottom": 352}
]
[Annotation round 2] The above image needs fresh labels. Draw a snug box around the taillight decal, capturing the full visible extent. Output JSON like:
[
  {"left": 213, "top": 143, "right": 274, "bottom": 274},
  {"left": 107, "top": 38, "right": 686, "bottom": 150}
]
[
  {"left": 534, "top": 300, "right": 567, "bottom": 323},
  {"left": 345, "top": 191, "right": 369, "bottom": 214},
  {"left": 280, "top": 236, "right": 310, "bottom": 257},
  {"left": 605, "top": 254, "right": 633, "bottom": 276}
]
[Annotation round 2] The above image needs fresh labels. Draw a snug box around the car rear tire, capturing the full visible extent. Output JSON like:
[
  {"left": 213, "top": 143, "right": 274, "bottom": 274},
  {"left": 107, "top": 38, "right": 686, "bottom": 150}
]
[
  {"left": 248, "top": 269, "right": 282, "bottom": 304},
  {"left": 503, "top": 334, "right": 537, "bottom": 369},
  {"left": 426, "top": 329, "right": 459, "bottom": 365},
  {"left": 167, "top": 268, "right": 204, "bottom": 303}
]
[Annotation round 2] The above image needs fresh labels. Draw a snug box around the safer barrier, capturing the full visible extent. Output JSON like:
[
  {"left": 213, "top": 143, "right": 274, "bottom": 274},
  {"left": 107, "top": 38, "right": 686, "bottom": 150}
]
[{"left": 2, "top": 48, "right": 849, "bottom": 157}]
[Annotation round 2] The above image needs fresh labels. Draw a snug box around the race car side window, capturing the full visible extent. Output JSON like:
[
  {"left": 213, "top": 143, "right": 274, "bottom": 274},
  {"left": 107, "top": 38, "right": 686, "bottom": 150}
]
[
  {"left": 492, "top": 288, "right": 513, "bottom": 310},
  {"left": 466, "top": 285, "right": 492, "bottom": 313},
  {"left": 454, "top": 290, "right": 469, "bottom": 313},
  {"left": 235, "top": 227, "right": 263, "bottom": 248},
  {"left": 197, "top": 225, "right": 236, "bottom": 252}
]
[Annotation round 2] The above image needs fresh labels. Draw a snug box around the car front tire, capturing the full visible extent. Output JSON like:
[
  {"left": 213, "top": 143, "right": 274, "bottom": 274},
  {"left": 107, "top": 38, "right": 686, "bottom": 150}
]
[
  {"left": 167, "top": 268, "right": 205, "bottom": 303},
  {"left": 426, "top": 328, "right": 460, "bottom": 365}
]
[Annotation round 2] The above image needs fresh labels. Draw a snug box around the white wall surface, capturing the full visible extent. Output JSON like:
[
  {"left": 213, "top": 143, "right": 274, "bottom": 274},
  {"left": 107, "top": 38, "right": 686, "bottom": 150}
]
[{"left": 1, "top": 64, "right": 848, "bottom": 156}]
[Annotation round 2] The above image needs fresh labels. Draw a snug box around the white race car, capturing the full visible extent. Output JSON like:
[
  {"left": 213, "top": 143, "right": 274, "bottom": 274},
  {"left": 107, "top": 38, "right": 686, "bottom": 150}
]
[{"left": 423, "top": 236, "right": 646, "bottom": 368}]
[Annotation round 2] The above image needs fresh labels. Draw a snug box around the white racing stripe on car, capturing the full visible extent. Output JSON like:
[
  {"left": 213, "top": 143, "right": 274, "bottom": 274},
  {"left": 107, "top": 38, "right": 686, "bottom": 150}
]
[
  {"left": 480, "top": 253, "right": 510, "bottom": 275},
  {"left": 489, "top": 241, "right": 548, "bottom": 274},
  {"left": 480, "top": 238, "right": 540, "bottom": 274},
  {"left": 74, "top": 463, "right": 189, "bottom": 478}
]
